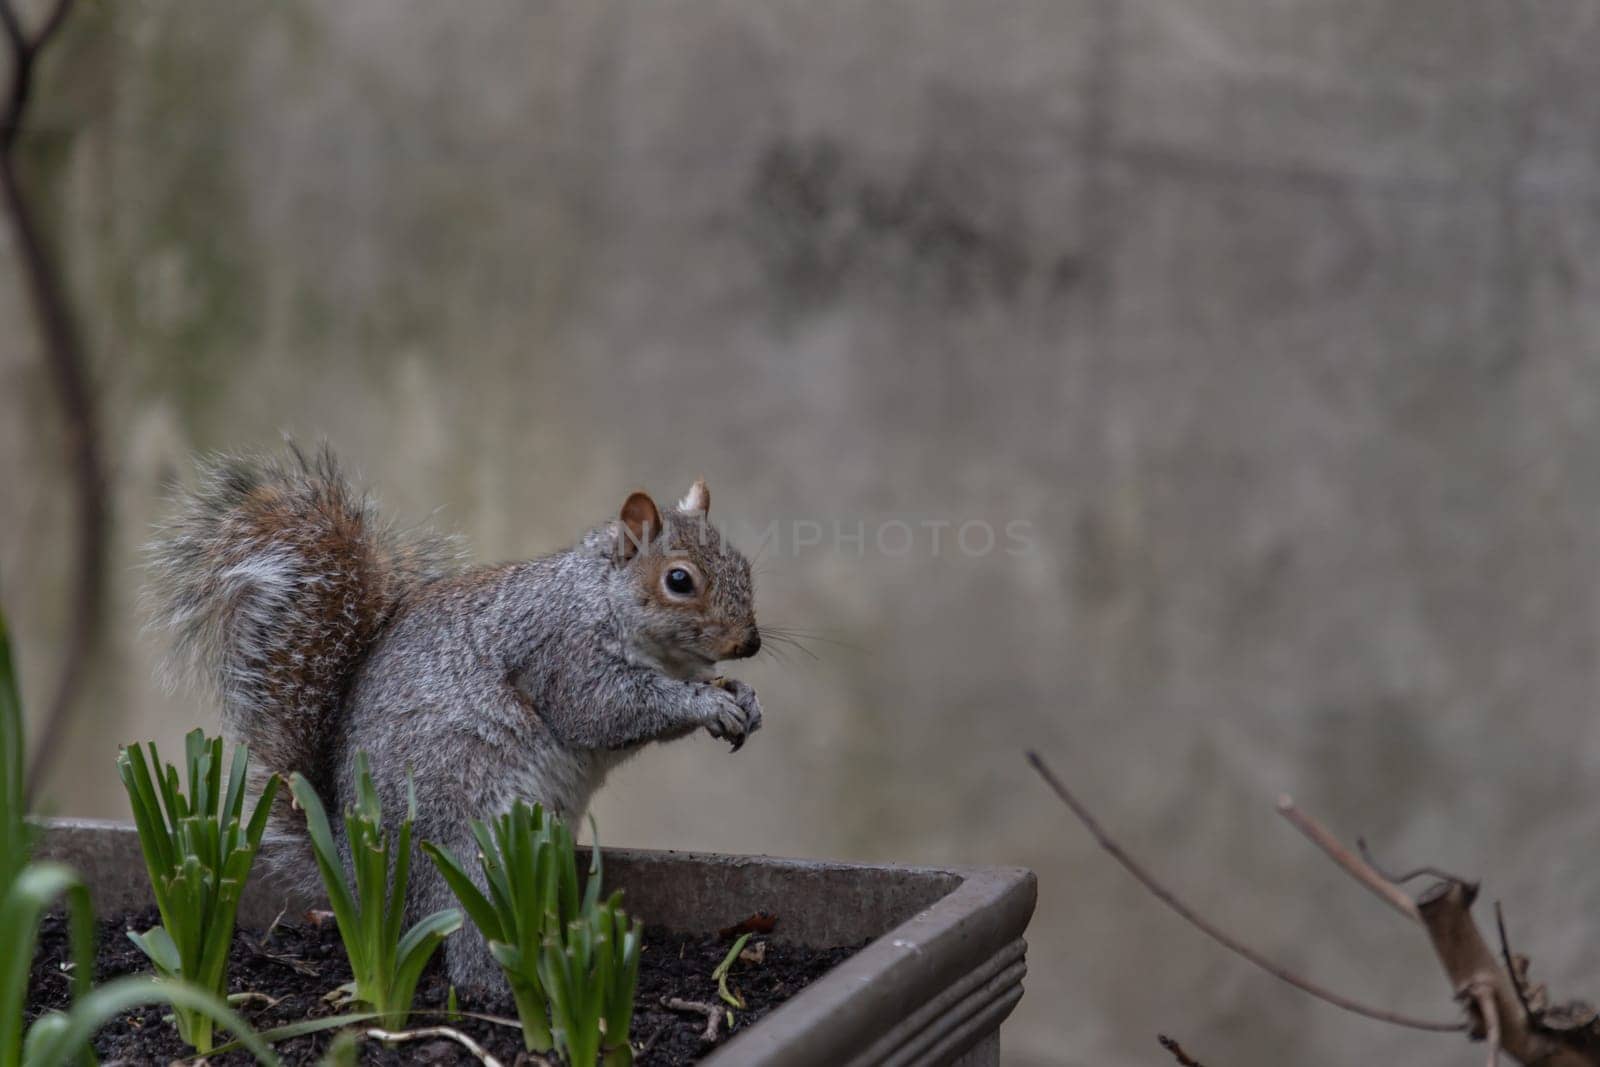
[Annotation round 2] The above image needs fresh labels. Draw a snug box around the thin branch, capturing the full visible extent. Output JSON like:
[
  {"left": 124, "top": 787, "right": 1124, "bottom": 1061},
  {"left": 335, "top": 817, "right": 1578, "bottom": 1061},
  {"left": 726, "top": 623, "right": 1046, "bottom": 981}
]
[
  {"left": 2, "top": 0, "right": 73, "bottom": 152},
  {"left": 1413, "top": 881, "right": 1597, "bottom": 1066},
  {"left": 1469, "top": 981, "right": 1502, "bottom": 1067},
  {"left": 1025, "top": 751, "right": 1465, "bottom": 1033},
  {"left": 664, "top": 997, "right": 724, "bottom": 1043},
  {"left": 32, "top": 0, "right": 71, "bottom": 52},
  {"left": 225, "top": 990, "right": 282, "bottom": 1009},
  {"left": 1276, "top": 796, "right": 1419, "bottom": 923},
  {"left": 361, "top": 1027, "right": 507, "bottom": 1067},
  {"left": 1356, "top": 838, "right": 1475, "bottom": 890},
  {"left": 1494, "top": 901, "right": 1534, "bottom": 1022},
  {"left": 0, "top": 1, "right": 22, "bottom": 55},
  {"left": 1159, "top": 1034, "right": 1206, "bottom": 1066},
  {"left": 637, "top": 1022, "right": 668, "bottom": 1058},
  {"left": 0, "top": 0, "right": 107, "bottom": 803}
]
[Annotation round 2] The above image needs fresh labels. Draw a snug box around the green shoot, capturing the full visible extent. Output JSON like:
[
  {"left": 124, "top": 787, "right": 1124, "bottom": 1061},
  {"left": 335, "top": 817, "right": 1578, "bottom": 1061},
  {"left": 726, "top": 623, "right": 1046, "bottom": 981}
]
[
  {"left": 20, "top": 972, "right": 281, "bottom": 1067},
  {"left": 2, "top": 608, "right": 277, "bottom": 1066},
  {"left": 539, "top": 891, "right": 644, "bottom": 1067},
  {"left": 0, "top": 608, "right": 29, "bottom": 892},
  {"left": 211, "top": 1011, "right": 378, "bottom": 1056},
  {"left": 1, "top": 860, "right": 94, "bottom": 1067},
  {"left": 320, "top": 1029, "right": 360, "bottom": 1067},
  {"left": 713, "top": 933, "right": 751, "bottom": 1010},
  {"left": 421, "top": 800, "right": 597, "bottom": 1052},
  {"left": 290, "top": 753, "right": 462, "bottom": 1027},
  {"left": 117, "top": 728, "right": 280, "bottom": 1053}
]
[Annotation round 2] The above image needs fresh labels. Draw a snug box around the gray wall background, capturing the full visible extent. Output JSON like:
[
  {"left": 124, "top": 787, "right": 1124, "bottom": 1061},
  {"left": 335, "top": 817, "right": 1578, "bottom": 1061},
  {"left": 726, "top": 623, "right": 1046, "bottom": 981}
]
[{"left": 5, "top": 2, "right": 1600, "bottom": 1064}]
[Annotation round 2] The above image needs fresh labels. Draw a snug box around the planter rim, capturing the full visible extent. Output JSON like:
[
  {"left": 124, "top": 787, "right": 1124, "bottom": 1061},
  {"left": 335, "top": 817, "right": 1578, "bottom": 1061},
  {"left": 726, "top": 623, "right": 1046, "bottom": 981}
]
[
  {"left": 43, "top": 815, "right": 1023, "bottom": 880},
  {"left": 705, "top": 855, "right": 1034, "bottom": 1067},
  {"left": 35, "top": 817, "right": 1036, "bottom": 1066}
]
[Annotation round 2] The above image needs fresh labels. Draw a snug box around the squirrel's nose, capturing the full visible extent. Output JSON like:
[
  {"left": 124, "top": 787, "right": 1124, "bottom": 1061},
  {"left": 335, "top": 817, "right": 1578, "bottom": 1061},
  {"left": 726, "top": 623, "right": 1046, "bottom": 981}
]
[{"left": 733, "top": 629, "right": 761, "bottom": 659}]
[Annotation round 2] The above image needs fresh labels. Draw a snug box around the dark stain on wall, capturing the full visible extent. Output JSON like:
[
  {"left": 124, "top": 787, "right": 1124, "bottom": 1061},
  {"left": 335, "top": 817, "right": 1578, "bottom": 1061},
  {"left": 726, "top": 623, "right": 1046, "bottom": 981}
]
[{"left": 744, "top": 137, "right": 1055, "bottom": 310}]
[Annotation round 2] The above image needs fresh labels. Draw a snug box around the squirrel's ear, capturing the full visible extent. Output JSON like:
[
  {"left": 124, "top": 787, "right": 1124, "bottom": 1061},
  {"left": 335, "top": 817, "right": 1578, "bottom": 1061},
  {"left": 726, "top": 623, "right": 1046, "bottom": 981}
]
[
  {"left": 617, "top": 491, "right": 663, "bottom": 561},
  {"left": 677, "top": 478, "right": 710, "bottom": 516}
]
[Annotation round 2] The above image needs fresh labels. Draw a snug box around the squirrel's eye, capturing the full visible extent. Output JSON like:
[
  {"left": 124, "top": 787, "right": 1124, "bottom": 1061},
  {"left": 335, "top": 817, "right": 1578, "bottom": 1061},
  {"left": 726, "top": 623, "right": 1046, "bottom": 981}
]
[{"left": 665, "top": 568, "right": 695, "bottom": 595}]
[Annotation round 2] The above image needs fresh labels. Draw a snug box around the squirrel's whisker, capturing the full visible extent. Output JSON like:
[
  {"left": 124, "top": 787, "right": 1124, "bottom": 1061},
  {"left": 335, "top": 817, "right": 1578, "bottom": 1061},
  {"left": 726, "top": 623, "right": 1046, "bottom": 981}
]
[{"left": 756, "top": 628, "right": 821, "bottom": 661}]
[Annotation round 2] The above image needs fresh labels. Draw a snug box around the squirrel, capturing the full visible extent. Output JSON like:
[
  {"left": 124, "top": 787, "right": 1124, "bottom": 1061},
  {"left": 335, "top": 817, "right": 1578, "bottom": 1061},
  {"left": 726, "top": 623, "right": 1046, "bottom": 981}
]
[{"left": 144, "top": 443, "right": 763, "bottom": 993}]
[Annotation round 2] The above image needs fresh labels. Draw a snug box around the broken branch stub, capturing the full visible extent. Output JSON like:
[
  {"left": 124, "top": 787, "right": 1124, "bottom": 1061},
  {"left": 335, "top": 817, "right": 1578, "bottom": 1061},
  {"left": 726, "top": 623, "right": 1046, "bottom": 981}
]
[{"left": 1416, "top": 880, "right": 1599, "bottom": 1066}]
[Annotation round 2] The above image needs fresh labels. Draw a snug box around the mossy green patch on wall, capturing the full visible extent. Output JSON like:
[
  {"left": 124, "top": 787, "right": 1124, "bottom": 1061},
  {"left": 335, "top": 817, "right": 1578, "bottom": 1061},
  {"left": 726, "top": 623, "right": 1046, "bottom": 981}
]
[{"left": 111, "top": 3, "right": 269, "bottom": 429}]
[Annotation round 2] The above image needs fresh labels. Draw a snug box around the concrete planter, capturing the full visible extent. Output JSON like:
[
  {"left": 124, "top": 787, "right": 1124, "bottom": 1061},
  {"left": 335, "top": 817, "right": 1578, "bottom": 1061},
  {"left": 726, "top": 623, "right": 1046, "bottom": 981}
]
[{"left": 37, "top": 819, "right": 1036, "bottom": 1066}]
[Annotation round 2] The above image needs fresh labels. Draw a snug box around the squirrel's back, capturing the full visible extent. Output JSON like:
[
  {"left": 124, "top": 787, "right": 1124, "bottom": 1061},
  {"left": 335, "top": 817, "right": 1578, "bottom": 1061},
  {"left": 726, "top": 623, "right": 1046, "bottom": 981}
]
[{"left": 144, "top": 444, "right": 458, "bottom": 809}]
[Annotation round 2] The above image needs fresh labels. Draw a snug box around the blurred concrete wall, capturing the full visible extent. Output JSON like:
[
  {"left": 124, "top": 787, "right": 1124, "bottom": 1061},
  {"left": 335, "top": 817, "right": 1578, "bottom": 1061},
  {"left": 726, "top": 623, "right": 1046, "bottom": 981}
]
[{"left": 5, "top": 2, "right": 1600, "bottom": 1063}]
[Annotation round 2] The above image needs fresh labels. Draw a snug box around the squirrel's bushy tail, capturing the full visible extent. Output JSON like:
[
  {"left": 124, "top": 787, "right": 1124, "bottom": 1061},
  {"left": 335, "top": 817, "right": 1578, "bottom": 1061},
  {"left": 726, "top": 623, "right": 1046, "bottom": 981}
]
[{"left": 145, "top": 444, "right": 457, "bottom": 810}]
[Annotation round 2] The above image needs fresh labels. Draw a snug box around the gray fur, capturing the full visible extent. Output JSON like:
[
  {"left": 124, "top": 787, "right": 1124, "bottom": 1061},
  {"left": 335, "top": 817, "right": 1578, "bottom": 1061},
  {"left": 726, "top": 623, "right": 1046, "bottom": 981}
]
[{"left": 144, "top": 446, "right": 762, "bottom": 993}]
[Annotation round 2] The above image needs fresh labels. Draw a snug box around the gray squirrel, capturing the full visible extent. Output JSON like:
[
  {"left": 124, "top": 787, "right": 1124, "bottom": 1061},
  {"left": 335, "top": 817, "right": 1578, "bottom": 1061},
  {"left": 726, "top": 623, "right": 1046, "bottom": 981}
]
[{"left": 145, "top": 444, "right": 763, "bottom": 992}]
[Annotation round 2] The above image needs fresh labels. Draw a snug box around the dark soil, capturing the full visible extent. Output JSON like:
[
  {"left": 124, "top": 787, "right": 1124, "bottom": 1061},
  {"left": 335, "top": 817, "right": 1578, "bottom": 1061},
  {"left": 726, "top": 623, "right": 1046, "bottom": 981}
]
[{"left": 26, "top": 907, "right": 860, "bottom": 1065}]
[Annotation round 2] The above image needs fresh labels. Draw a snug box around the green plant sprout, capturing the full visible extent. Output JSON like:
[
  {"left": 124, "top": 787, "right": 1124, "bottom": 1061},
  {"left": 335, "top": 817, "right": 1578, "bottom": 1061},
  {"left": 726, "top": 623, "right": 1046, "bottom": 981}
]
[
  {"left": 290, "top": 753, "right": 462, "bottom": 1026},
  {"left": 319, "top": 1029, "right": 360, "bottom": 1067},
  {"left": 421, "top": 799, "right": 597, "bottom": 1052},
  {"left": 539, "top": 891, "right": 644, "bottom": 1067},
  {"left": 17, "top": 972, "right": 281, "bottom": 1067},
  {"left": 0, "top": 857, "right": 92, "bottom": 1067},
  {"left": 1, "top": 607, "right": 277, "bottom": 1067},
  {"left": 713, "top": 933, "right": 751, "bottom": 1010},
  {"left": 0, "top": 608, "right": 30, "bottom": 897},
  {"left": 117, "top": 728, "right": 280, "bottom": 1053}
]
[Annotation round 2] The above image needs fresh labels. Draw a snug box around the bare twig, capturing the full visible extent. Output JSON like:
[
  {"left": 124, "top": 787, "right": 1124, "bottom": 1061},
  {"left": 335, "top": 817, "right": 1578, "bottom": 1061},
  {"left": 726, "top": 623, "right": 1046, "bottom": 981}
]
[
  {"left": 664, "top": 997, "right": 724, "bottom": 1043},
  {"left": 361, "top": 1027, "right": 505, "bottom": 1067},
  {"left": 0, "top": 0, "right": 70, "bottom": 115},
  {"left": 1494, "top": 902, "right": 1535, "bottom": 1021},
  {"left": 225, "top": 990, "right": 282, "bottom": 1009},
  {"left": 1470, "top": 980, "right": 1502, "bottom": 1067},
  {"left": 258, "top": 951, "right": 317, "bottom": 977},
  {"left": 1415, "top": 881, "right": 1594, "bottom": 1066},
  {"left": 1282, "top": 805, "right": 1600, "bottom": 1064},
  {"left": 1159, "top": 1033, "right": 1206, "bottom": 1066},
  {"left": 1276, "top": 796, "right": 1419, "bottom": 923},
  {"left": 0, "top": 0, "right": 107, "bottom": 804},
  {"left": 1356, "top": 838, "right": 1475, "bottom": 890},
  {"left": 261, "top": 902, "right": 289, "bottom": 941},
  {"left": 637, "top": 1022, "right": 669, "bottom": 1057},
  {"left": 1025, "top": 751, "right": 1464, "bottom": 1033}
]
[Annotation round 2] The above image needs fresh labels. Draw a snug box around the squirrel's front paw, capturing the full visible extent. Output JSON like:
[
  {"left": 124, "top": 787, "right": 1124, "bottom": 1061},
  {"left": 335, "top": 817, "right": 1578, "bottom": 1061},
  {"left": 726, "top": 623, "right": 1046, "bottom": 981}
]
[{"left": 701, "top": 678, "right": 762, "bottom": 751}]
